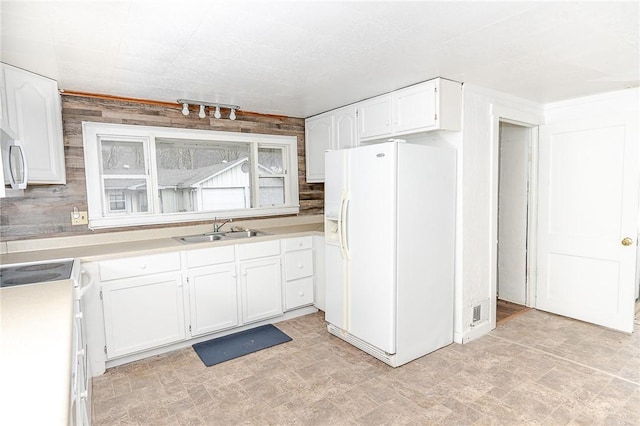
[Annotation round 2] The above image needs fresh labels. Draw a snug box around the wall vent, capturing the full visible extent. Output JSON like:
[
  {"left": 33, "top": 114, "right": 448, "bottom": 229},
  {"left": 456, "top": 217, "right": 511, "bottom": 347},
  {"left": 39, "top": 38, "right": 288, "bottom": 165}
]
[{"left": 472, "top": 305, "right": 482, "bottom": 323}]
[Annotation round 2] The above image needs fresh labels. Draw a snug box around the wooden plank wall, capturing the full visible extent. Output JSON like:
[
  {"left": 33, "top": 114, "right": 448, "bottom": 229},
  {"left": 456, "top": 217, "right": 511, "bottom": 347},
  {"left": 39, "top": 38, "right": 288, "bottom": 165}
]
[{"left": 0, "top": 95, "right": 324, "bottom": 241}]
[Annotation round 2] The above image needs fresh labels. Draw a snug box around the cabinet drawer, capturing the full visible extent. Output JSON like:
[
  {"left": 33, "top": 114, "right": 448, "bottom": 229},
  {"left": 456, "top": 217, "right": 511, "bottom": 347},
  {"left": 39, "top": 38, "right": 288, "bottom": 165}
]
[
  {"left": 186, "top": 246, "right": 235, "bottom": 268},
  {"left": 99, "top": 252, "right": 181, "bottom": 281},
  {"left": 283, "top": 236, "right": 312, "bottom": 252},
  {"left": 284, "top": 249, "right": 313, "bottom": 281},
  {"left": 237, "top": 240, "right": 280, "bottom": 261},
  {"left": 284, "top": 277, "right": 314, "bottom": 310}
]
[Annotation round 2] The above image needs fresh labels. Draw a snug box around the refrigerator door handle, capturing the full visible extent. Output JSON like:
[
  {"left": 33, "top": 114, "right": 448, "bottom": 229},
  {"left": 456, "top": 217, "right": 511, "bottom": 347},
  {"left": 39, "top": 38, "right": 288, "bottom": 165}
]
[
  {"left": 341, "top": 195, "right": 351, "bottom": 260},
  {"left": 337, "top": 193, "right": 346, "bottom": 259}
]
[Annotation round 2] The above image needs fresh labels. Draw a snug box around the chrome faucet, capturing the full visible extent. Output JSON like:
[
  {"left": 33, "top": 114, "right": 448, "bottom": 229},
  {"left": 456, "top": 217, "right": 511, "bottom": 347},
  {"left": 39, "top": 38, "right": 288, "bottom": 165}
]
[{"left": 213, "top": 217, "right": 232, "bottom": 233}]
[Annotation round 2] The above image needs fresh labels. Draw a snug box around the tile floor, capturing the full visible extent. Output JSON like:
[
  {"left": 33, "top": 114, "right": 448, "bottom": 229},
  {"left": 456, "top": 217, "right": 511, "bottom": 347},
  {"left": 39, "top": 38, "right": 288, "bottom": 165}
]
[{"left": 92, "top": 309, "right": 640, "bottom": 425}]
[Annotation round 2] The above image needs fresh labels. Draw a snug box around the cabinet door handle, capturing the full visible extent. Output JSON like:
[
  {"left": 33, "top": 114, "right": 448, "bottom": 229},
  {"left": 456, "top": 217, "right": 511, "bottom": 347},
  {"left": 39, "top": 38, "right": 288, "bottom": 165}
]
[
  {"left": 298, "top": 291, "right": 304, "bottom": 296},
  {"left": 298, "top": 264, "right": 304, "bottom": 269},
  {"left": 141, "top": 264, "right": 147, "bottom": 269}
]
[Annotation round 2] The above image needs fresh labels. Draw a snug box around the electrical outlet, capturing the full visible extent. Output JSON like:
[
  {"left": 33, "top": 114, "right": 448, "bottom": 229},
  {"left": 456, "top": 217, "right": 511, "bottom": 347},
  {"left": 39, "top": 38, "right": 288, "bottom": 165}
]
[{"left": 71, "top": 210, "right": 88, "bottom": 225}]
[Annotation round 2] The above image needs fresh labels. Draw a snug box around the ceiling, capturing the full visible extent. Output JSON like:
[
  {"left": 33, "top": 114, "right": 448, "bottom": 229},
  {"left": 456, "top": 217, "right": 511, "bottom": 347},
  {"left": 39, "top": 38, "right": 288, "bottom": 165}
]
[{"left": 1, "top": 1, "right": 638, "bottom": 118}]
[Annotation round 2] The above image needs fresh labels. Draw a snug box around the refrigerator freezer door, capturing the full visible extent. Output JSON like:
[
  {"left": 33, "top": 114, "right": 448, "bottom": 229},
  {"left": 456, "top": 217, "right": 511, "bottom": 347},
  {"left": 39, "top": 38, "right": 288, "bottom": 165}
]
[
  {"left": 324, "top": 149, "right": 348, "bottom": 329},
  {"left": 347, "top": 143, "right": 397, "bottom": 354},
  {"left": 324, "top": 150, "right": 347, "bottom": 220},
  {"left": 324, "top": 244, "right": 345, "bottom": 328}
]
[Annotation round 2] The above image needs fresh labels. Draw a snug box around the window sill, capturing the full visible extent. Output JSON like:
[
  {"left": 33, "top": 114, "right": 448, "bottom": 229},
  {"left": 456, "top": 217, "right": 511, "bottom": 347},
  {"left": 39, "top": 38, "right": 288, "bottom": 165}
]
[{"left": 88, "top": 206, "right": 300, "bottom": 230}]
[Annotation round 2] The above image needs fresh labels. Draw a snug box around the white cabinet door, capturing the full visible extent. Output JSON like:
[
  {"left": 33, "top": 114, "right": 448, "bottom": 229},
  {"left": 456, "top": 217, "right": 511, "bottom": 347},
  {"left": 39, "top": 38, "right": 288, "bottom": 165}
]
[
  {"left": 358, "top": 94, "right": 393, "bottom": 141},
  {"left": 334, "top": 105, "right": 358, "bottom": 150},
  {"left": 102, "top": 272, "right": 186, "bottom": 358},
  {"left": 2, "top": 63, "right": 65, "bottom": 184},
  {"left": 240, "top": 257, "right": 282, "bottom": 324},
  {"left": 284, "top": 249, "right": 313, "bottom": 281},
  {"left": 284, "top": 277, "right": 314, "bottom": 311},
  {"left": 188, "top": 263, "right": 239, "bottom": 336},
  {"left": 393, "top": 80, "right": 437, "bottom": 134},
  {"left": 305, "top": 112, "right": 333, "bottom": 182},
  {"left": 305, "top": 106, "right": 358, "bottom": 183}
]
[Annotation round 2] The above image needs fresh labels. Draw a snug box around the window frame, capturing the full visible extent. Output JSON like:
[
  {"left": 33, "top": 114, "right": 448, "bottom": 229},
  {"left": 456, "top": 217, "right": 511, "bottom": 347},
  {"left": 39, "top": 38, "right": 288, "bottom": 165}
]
[{"left": 82, "top": 122, "right": 300, "bottom": 229}]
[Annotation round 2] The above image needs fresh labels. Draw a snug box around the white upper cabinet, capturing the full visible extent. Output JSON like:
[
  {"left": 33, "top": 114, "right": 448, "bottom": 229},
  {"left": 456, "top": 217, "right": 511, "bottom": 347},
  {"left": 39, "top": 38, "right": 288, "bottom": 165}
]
[
  {"left": 305, "top": 104, "right": 358, "bottom": 183},
  {"left": 305, "top": 77, "right": 461, "bottom": 182},
  {"left": 334, "top": 105, "right": 358, "bottom": 150},
  {"left": 358, "top": 94, "right": 393, "bottom": 140},
  {"left": 393, "top": 80, "right": 438, "bottom": 133},
  {"left": 359, "top": 78, "right": 462, "bottom": 142},
  {"left": 305, "top": 112, "right": 333, "bottom": 182},
  {"left": 1, "top": 63, "right": 65, "bottom": 184}
]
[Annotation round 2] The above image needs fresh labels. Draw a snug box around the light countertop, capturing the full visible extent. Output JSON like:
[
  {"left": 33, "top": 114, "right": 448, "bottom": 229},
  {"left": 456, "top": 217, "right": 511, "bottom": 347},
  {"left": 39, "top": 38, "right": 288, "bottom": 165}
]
[
  {"left": 0, "top": 279, "right": 74, "bottom": 426},
  {"left": 0, "top": 216, "right": 324, "bottom": 426},
  {"left": 1, "top": 216, "right": 324, "bottom": 265}
]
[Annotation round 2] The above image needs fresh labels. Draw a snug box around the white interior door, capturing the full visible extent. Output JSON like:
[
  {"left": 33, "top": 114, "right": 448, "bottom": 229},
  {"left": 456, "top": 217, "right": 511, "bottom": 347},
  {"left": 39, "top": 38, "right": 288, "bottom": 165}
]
[
  {"left": 537, "top": 115, "right": 638, "bottom": 332},
  {"left": 498, "top": 123, "right": 529, "bottom": 305}
]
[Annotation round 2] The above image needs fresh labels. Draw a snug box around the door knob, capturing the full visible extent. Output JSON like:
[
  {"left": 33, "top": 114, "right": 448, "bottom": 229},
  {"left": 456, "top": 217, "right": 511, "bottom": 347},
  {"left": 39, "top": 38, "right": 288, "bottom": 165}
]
[{"left": 621, "top": 237, "right": 633, "bottom": 246}]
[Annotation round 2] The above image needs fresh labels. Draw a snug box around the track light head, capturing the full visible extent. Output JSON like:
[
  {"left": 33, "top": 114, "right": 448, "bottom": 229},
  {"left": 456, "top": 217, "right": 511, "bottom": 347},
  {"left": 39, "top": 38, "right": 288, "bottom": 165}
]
[{"left": 177, "top": 100, "right": 240, "bottom": 120}]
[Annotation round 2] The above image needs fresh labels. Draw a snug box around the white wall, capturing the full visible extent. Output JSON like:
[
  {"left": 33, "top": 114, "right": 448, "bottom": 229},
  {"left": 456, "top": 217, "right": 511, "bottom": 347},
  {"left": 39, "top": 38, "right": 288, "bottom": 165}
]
[
  {"left": 455, "top": 86, "right": 639, "bottom": 343},
  {"left": 457, "top": 85, "right": 544, "bottom": 343},
  {"left": 403, "top": 130, "right": 464, "bottom": 340}
]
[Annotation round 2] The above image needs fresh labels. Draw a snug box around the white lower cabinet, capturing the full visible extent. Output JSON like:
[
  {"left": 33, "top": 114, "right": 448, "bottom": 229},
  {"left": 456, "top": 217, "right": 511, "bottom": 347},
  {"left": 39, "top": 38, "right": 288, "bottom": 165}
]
[
  {"left": 241, "top": 257, "right": 282, "bottom": 323},
  {"left": 95, "top": 236, "right": 316, "bottom": 363},
  {"left": 102, "top": 272, "right": 186, "bottom": 359},
  {"left": 187, "top": 263, "right": 239, "bottom": 336},
  {"left": 283, "top": 236, "right": 315, "bottom": 311},
  {"left": 284, "top": 277, "right": 314, "bottom": 311}
]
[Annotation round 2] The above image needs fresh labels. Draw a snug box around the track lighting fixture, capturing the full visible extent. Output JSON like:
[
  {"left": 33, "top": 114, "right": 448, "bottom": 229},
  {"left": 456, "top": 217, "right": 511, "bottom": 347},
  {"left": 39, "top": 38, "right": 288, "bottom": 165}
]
[{"left": 177, "top": 99, "right": 240, "bottom": 120}]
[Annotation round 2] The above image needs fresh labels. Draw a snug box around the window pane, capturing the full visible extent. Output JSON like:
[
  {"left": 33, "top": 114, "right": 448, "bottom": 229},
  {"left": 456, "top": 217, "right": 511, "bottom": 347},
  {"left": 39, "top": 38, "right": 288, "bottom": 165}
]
[
  {"left": 155, "top": 139, "right": 251, "bottom": 213},
  {"left": 259, "top": 177, "right": 284, "bottom": 206},
  {"left": 103, "top": 179, "right": 148, "bottom": 214},
  {"left": 258, "top": 146, "right": 284, "bottom": 176},
  {"left": 101, "top": 140, "right": 146, "bottom": 175}
]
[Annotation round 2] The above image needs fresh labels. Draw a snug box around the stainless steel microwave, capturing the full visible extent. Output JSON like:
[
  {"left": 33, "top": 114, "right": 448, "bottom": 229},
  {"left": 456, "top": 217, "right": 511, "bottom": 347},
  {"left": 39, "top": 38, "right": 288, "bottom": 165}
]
[{"left": 1, "top": 128, "right": 27, "bottom": 197}]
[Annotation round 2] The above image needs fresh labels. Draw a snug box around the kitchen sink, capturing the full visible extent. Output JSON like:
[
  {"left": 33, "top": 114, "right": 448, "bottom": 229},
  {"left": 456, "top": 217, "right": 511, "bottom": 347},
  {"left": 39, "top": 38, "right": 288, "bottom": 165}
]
[
  {"left": 222, "top": 230, "right": 270, "bottom": 239},
  {"left": 174, "top": 229, "right": 270, "bottom": 244}
]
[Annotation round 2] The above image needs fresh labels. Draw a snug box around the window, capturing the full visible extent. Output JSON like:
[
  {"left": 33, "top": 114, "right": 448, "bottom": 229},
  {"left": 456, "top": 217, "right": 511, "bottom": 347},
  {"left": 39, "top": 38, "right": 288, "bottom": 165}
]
[
  {"left": 83, "top": 123, "right": 299, "bottom": 229},
  {"left": 108, "top": 191, "right": 126, "bottom": 212}
]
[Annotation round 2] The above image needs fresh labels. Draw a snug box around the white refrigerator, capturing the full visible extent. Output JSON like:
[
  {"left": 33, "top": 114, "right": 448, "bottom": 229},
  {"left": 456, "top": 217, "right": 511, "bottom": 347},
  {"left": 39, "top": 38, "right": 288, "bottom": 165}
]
[{"left": 324, "top": 141, "right": 456, "bottom": 367}]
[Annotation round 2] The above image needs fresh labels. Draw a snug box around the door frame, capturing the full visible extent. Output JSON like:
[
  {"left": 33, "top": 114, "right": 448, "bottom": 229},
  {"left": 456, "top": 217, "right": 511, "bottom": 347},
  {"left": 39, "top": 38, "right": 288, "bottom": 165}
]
[{"left": 489, "top": 104, "right": 544, "bottom": 330}]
